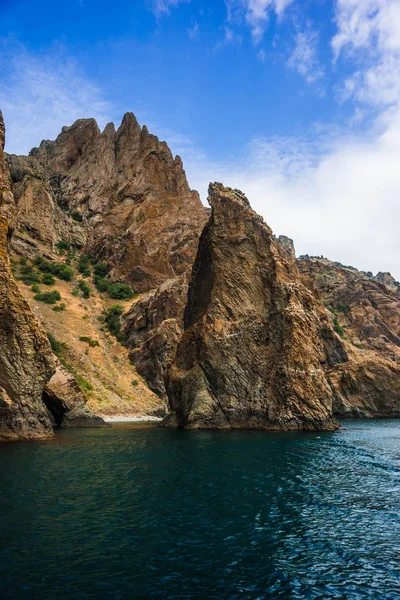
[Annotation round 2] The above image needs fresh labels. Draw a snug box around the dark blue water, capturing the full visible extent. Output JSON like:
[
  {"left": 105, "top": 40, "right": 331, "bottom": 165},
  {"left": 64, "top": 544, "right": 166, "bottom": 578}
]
[{"left": 0, "top": 421, "right": 400, "bottom": 600}]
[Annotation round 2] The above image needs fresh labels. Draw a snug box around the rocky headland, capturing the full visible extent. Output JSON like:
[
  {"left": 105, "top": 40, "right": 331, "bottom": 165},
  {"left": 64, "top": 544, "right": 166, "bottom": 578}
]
[{"left": 1, "top": 108, "right": 400, "bottom": 439}]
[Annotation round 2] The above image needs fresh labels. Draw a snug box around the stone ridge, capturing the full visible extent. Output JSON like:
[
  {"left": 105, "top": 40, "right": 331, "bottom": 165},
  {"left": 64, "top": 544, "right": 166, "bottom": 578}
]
[
  {"left": 11, "top": 112, "right": 208, "bottom": 293},
  {"left": 164, "top": 182, "right": 345, "bottom": 430}
]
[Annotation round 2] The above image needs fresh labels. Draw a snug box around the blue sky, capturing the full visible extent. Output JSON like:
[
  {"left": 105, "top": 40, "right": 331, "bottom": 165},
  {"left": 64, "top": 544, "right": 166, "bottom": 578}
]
[{"left": 1, "top": 0, "right": 400, "bottom": 278}]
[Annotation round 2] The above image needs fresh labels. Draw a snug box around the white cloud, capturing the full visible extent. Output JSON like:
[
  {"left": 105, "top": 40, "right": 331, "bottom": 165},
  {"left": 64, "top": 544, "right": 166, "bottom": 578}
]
[
  {"left": 257, "top": 49, "right": 266, "bottom": 61},
  {"left": 188, "top": 21, "right": 199, "bottom": 39},
  {"left": 151, "top": 0, "right": 188, "bottom": 17},
  {"left": 288, "top": 28, "right": 324, "bottom": 85},
  {"left": 333, "top": 0, "right": 400, "bottom": 108},
  {"left": 184, "top": 112, "right": 400, "bottom": 280},
  {"left": 226, "top": 0, "right": 294, "bottom": 44},
  {"left": 0, "top": 42, "right": 113, "bottom": 154}
]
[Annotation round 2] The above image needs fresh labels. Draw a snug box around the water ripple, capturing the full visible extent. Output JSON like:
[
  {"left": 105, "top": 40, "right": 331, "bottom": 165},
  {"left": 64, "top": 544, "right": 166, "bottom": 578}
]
[{"left": 0, "top": 421, "right": 399, "bottom": 599}]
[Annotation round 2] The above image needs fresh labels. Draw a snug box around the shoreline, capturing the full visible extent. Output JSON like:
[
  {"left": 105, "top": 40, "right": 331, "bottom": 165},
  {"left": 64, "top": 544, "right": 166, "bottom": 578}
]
[{"left": 102, "top": 416, "right": 163, "bottom": 423}]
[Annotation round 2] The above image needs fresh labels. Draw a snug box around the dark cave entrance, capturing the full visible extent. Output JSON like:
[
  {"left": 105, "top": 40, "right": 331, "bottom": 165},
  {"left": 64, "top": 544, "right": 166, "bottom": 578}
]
[{"left": 42, "top": 389, "right": 66, "bottom": 427}]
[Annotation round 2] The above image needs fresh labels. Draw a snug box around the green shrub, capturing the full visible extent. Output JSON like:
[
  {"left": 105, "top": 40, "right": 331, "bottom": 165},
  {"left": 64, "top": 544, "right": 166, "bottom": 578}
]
[
  {"left": 52, "top": 303, "right": 66, "bottom": 312},
  {"left": 78, "top": 254, "right": 91, "bottom": 277},
  {"left": 53, "top": 263, "right": 74, "bottom": 281},
  {"left": 34, "top": 290, "right": 61, "bottom": 305},
  {"left": 78, "top": 279, "right": 91, "bottom": 298},
  {"left": 19, "top": 264, "right": 41, "bottom": 285},
  {"left": 75, "top": 374, "right": 93, "bottom": 392},
  {"left": 333, "top": 316, "right": 345, "bottom": 338},
  {"left": 71, "top": 211, "right": 83, "bottom": 223},
  {"left": 31, "top": 283, "right": 41, "bottom": 293},
  {"left": 131, "top": 379, "right": 138, "bottom": 387},
  {"left": 19, "top": 256, "right": 27, "bottom": 265},
  {"left": 42, "top": 272, "right": 55, "bottom": 286},
  {"left": 103, "top": 305, "right": 128, "bottom": 344},
  {"left": 94, "top": 276, "right": 110, "bottom": 293},
  {"left": 79, "top": 336, "right": 100, "bottom": 347},
  {"left": 94, "top": 263, "right": 108, "bottom": 278},
  {"left": 34, "top": 257, "right": 74, "bottom": 281},
  {"left": 46, "top": 332, "right": 67, "bottom": 355},
  {"left": 56, "top": 239, "right": 71, "bottom": 253},
  {"left": 108, "top": 283, "right": 134, "bottom": 300},
  {"left": 336, "top": 304, "right": 349, "bottom": 314},
  {"left": 72, "top": 287, "right": 79, "bottom": 296}
]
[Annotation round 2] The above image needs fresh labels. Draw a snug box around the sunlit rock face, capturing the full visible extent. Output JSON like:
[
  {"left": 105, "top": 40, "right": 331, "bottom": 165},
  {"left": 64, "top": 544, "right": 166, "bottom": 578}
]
[
  {"left": 12, "top": 113, "right": 208, "bottom": 293},
  {"left": 298, "top": 256, "right": 400, "bottom": 417},
  {"left": 165, "top": 183, "right": 346, "bottom": 431}
]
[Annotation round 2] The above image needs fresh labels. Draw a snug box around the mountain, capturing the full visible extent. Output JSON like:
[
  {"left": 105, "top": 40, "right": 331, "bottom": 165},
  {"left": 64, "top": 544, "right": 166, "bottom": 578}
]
[{"left": 10, "top": 113, "right": 208, "bottom": 292}]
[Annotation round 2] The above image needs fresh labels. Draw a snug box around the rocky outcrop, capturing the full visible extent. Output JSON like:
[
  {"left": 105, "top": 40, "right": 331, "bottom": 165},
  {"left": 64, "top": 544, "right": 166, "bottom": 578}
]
[
  {"left": 122, "top": 274, "right": 189, "bottom": 399},
  {"left": 298, "top": 258, "right": 400, "bottom": 363},
  {"left": 15, "top": 113, "right": 208, "bottom": 292},
  {"left": 0, "top": 111, "right": 105, "bottom": 441},
  {"left": 164, "top": 184, "right": 346, "bottom": 430},
  {"left": 43, "top": 364, "right": 107, "bottom": 427},
  {"left": 329, "top": 358, "right": 400, "bottom": 418},
  {"left": 298, "top": 257, "right": 400, "bottom": 417},
  {"left": 374, "top": 272, "right": 399, "bottom": 294},
  {"left": 7, "top": 153, "right": 85, "bottom": 251},
  {"left": 0, "top": 110, "right": 56, "bottom": 441}
]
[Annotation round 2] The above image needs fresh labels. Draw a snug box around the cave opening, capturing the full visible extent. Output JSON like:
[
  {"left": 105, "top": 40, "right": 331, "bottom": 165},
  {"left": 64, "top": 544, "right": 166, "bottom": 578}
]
[{"left": 42, "top": 390, "right": 66, "bottom": 427}]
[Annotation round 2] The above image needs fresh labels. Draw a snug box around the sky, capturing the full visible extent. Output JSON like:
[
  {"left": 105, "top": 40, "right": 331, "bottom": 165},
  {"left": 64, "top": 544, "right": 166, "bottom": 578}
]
[{"left": 1, "top": 0, "right": 400, "bottom": 278}]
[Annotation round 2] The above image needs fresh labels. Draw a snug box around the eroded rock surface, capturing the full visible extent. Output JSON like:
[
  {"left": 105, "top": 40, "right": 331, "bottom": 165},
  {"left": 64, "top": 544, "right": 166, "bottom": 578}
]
[
  {"left": 0, "top": 111, "right": 105, "bottom": 441},
  {"left": 12, "top": 113, "right": 208, "bottom": 292},
  {"left": 165, "top": 184, "right": 345, "bottom": 430},
  {"left": 0, "top": 110, "right": 56, "bottom": 441},
  {"left": 44, "top": 364, "right": 107, "bottom": 427},
  {"left": 298, "top": 257, "right": 400, "bottom": 416},
  {"left": 122, "top": 274, "right": 189, "bottom": 399}
]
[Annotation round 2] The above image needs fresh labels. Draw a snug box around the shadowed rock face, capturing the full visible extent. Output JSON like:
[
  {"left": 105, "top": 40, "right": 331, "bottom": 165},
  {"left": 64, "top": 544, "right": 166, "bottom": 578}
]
[
  {"left": 0, "top": 111, "right": 105, "bottom": 441},
  {"left": 122, "top": 273, "right": 189, "bottom": 400},
  {"left": 0, "top": 110, "right": 55, "bottom": 441},
  {"left": 11, "top": 113, "right": 208, "bottom": 293},
  {"left": 298, "top": 257, "right": 400, "bottom": 417},
  {"left": 164, "top": 183, "right": 346, "bottom": 431}
]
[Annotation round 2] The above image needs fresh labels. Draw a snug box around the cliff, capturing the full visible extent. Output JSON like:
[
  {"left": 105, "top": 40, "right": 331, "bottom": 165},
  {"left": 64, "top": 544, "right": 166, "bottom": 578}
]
[
  {"left": 164, "top": 184, "right": 346, "bottom": 430},
  {"left": 0, "top": 111, "right": 105, "bottom": 441},
  {"left": 298, "top": 257, "right": 400, "bottom": 416}
]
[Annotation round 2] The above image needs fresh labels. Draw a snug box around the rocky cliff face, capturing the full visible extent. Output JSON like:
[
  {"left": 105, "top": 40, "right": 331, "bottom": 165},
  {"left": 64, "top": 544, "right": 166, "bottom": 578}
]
[
  {"left": 11, "top": 113, "right": 208, "bottom": 293},
  {"left": 122, "top": 273, "right": 189, "bottom": 400},
  {"left": 0, "top": 111, "right": 105, "bottom": 441},
  {"left": 5, "top": 112, "right": 208, "bottom": 417},
  {"left": 164, "top": 184, "right": 346, "bottom": 430},
  {"left": 298, "top": 257, "right": 400, "bottom": 416},
  {"left": 0, "top": 110, "right": 55, "bottom": 440}
]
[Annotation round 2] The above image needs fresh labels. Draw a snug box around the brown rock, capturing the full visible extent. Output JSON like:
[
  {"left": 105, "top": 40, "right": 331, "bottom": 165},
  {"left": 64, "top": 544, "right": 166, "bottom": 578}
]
[
  {"left": 122, "top": 273, "right": 189, "bottom": 398},
  {"left": 25, "top": 113, "right": 208, "bottom": 292},
  {"left": 43, "top": 364, "right": 107, "bottom": 427},
  {"left": 0, "top": 110, "right": 55, "bottom": 441},
  {"left": 164, "top": 183, "right": 344, "bottom": 430},
  {"left": 0, "top": 111, "right": 105, "bottom": 441},
  {"left": 298, "top": 257, "right": 400, "bottom": 416}
]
